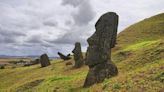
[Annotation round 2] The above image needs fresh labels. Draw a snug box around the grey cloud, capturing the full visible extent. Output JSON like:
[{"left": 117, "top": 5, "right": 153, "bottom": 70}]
[
  {"left": 0, "top": 28, "right": 25, "bottom": 37},
  {"left": 62, "top": 0, "right": 81, "bottom": 7},
  {"left": 41, "top": 43, "right": 54, "bottom": 47},
  {"left": 62, "top": 0, "right": 96, "bottom": 26},
  {"left": 53, "top": 0, "right": 95, "bottom": 47},
  {"left": 26, "top": 36, "right": 42, "bottom": 43},
  {"left": 65, "top": 20, "right": 72, "bottom": 25},
  {"left": 0, "top": 28, "right": 26, "bottom": 43},
  {"left": 25, "top": 35, "right": 55, "bottom": 47},
  {"left": 72, "top": 1, "right": 96, "bottom": 26},
  {"left": 50, "top": 33, "right": 86, "bottom": 45},
  {"left": 43, "top": 21, "right": 58, "bottom": 27},
  {"left": 47, "top": 25, "right": 91, "bottom": 46},
  {"left": 0, "top": 37, "right": 16, "bottom": 43}
]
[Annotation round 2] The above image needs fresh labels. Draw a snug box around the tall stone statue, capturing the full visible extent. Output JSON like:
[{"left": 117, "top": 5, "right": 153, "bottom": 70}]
[
  {"left": 83, "top": 12, "right": 118, "bottom": 87},
  {"left": 72, "top": 42, "right": 84, "bottom": 68},
  {"left": 40, "top": 54, "right": 51, "bottom": 67}
]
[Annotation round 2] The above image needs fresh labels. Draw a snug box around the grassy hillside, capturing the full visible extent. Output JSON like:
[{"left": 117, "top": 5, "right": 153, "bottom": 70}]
[
  {"left": 0, "top": 13, "right": 164, "bottom": 92},
  {"left": 116, "top": 13, "right": 164, "bottom": 47}
]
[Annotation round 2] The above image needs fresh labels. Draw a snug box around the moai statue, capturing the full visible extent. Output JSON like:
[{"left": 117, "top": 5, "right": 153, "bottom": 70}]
[
  {"left": 57, "top": 52, "right": 71, "bottom": 61},
  {"left": 72, "top": 42, "right": 84, "bottom": 68},
  {"left": 40, "top": 54, "right": 51, "bottom": 67},
  {"left": 83, "top": 12, "right": 118, "bottom": 87}
]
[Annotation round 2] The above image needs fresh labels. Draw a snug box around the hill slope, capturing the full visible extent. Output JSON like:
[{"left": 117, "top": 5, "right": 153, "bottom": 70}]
[
  {"left": 0, "top": 13, "right": 164, "bottom": 92},
  {"left": 117, "top": 13, "right": 164, "bottom": 47}
]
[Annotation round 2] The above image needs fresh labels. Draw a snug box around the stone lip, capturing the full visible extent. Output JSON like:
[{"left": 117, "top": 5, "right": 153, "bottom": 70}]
[{"left": 83, "top": 12, "right": 119, "bottom": 87}]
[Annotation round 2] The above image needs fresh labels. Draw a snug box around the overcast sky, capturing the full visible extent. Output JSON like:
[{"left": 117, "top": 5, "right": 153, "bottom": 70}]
[{"left": 0, "top": 0, "right": 164, "bottom": 57}]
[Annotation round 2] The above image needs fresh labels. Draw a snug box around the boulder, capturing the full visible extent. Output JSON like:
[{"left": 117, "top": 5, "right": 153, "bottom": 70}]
[
  {"left": 83, "top": 12, "right": 118, "bottom": 87},
  {"left": 40, "top": 54, "right": 51, "bottom": 67}
]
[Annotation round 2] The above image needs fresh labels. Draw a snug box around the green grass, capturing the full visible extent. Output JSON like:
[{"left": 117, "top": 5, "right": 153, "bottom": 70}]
[
  {"left": 0, "top": 13, "right": 164, "bottom": 92},
  {"left": 117, "top": 13, "right": 164, "bottom": 48},
  {"left": 123, "top": 40, "right": 160, "bottom": 51}
]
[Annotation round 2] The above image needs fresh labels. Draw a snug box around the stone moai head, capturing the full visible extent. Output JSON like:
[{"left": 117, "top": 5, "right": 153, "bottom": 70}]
[
  {"left": 72, "top": 42, "right": 81, "bottom": 53},
  {"left": 72, "top": 42, "right": 83, "bottom": 59},
  {"left": 85, "top": 12, "right": 118, "bottom": 67},
  {"left": 72, "top": 42, "right": 84, "bottom": 68}
]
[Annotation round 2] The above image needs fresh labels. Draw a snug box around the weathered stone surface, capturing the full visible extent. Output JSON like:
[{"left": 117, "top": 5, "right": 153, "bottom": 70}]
[
  {"left": 72, "top": 42, "right": 84, "bottom": 68},
  {"left": 83, "top": 12, "right": 118, "bottom": 87},
  {"left": 40, "top": 54, "right": 51, "bottom": 67},
  {"left": 84, "top": 62, "right": 118, "bottom": 87},
  {"left": 58, "top": 52, "right": 71, "bottom": 61}
]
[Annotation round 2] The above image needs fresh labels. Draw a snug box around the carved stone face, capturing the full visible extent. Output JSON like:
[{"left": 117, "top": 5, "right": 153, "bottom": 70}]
[
  {"left": 85, "top": 12, "right": 118, "bottom": 67},
  {"left": 72, "top": 42, "right": 81, "bottom": 54}
]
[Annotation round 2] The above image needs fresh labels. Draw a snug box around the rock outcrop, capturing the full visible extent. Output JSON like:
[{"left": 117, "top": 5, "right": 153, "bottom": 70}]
[
  {"left": 83, "top": 12, "right": 119, "bottom": 87},
  {"left": 72, "top": 42, "right": 84, "bottom": 68},
  {"left": 40, "top": 54, "right": 51, "bottom": 67}
]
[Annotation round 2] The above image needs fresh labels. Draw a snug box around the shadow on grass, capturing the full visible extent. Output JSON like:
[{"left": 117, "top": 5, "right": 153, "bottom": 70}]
[{"left": 15, "top": 79, "right": 44, "bottom": 92}]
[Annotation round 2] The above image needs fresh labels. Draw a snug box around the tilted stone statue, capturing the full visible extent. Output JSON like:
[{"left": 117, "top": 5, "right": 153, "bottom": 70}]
[
  {"left": 83, "top": 12, "right": 118, "bottom": 87},
  {"left": 57, "top": 52, "right": 71, "bottom": 61},
  {"left": 40, "top": 54, "right": 51, "bottom": 67},
  {"left": 72, "top": 42, "right": 84, "bottom": 68}
]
